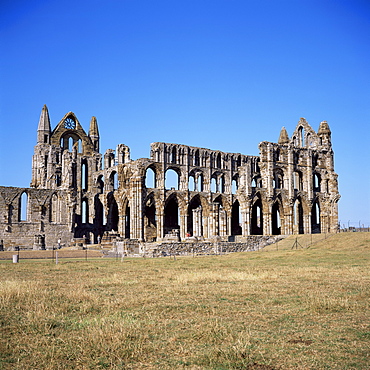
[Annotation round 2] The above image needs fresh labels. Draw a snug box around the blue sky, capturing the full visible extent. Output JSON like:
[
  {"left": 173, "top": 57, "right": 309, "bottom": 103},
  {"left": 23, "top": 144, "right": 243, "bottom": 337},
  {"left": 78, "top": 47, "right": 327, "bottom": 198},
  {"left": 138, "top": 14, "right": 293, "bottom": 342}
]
[{"left": 1, "top": 0, "right": 369, "bottom": 228}]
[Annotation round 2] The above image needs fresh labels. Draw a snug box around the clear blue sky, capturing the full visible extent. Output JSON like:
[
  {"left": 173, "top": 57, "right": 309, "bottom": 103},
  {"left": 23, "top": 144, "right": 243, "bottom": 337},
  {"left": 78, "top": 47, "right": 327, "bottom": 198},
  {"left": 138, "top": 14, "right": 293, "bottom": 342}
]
[{"left": 0, "top": 0, "right": 369, "bottom": 228}]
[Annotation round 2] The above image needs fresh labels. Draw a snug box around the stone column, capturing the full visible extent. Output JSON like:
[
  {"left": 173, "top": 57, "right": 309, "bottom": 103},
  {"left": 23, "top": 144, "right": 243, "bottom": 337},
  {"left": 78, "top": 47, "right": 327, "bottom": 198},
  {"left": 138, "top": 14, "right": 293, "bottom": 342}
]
[
  {"left": 180, "top": 211, "right": 187, "bottom": 240},
  {"left": 156, "top": 209, "right": 164, "bottom": 240},
  {"left": 220, "top": 208, "right": 227, "bottom": 236}
]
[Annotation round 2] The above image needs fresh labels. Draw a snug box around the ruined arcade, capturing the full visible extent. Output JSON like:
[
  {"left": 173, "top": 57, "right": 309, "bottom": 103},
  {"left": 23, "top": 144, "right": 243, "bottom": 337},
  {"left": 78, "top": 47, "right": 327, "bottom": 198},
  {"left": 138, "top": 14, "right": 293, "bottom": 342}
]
[{"left": 0, "top": 105, "right": 340, "bottom": 250}]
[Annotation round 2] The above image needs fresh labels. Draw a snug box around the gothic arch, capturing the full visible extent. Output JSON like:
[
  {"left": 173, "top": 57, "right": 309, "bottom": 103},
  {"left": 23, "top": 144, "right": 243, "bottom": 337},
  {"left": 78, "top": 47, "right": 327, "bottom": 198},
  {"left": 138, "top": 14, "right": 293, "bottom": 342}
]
[
  {"left": 164, "top": 194, "right": 180, "bottom": 235},
  {"left": 311, "top": 198, "right": 321, "bottom": 234},
  {"left": 144, "top": 192, "right": 157, "bottom": 241},
  {"left": 251, "top": 194, "right": 263, "bottom": 235},
  {"left": 19, "top": 191, "right": 28, "bottom": 222},
  {"left": 231, "top": 199, "right": 242, "bottom": 236},
  {"left": 271, "top": 201, "right": 282, "bottom": 235},
  {"left": 145, "top": 165, "right": 156, "bottom": 188},
  {"left": 106, "top": 193, "right": 119, "bottom": 231},
  {"left": 187, "top": 194, "right": 202, "bottom": 237},
  {"left": 165, "top": 167, "right": 181, "bottom": 190},
  {"left": 293, "top": 197, "right": 304, "bottom": 234}
]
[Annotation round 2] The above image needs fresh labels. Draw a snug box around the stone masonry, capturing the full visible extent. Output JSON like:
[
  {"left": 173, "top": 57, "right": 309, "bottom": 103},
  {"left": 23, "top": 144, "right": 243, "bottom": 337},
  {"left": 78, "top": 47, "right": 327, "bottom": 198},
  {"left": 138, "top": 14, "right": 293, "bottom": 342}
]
[{"left": 0, "top": 105, "right": 340, "bottom": 250}]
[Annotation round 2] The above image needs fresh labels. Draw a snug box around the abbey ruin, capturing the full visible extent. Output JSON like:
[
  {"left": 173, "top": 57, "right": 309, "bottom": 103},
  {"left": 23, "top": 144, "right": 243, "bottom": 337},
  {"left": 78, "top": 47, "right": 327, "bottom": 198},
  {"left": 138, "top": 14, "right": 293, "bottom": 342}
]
[{"left": 0, "top": 106, "right": 340, "bottom": 251}]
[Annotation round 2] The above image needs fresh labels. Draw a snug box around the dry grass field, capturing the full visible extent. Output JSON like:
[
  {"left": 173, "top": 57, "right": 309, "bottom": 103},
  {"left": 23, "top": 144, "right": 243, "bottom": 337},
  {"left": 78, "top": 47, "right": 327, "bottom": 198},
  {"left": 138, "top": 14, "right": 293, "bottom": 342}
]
[{"left": 0, "top": 233, "right": 369, "bottom": 369}]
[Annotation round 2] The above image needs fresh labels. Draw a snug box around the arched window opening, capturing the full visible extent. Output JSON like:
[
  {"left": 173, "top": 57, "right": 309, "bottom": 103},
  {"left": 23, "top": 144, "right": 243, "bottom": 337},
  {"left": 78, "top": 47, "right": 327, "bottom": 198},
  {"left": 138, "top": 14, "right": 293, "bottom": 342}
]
[
  {"left": 214, "top": 195, "right": 226, "bottom": 236},
  {"left": 68, "top": 137, "right": 74, "bottom": 151},
  {"left": 312, "top": 154, "right": 318, "bottom": 168},
  {"left": 145, "top": 167, "right": 156, "bottom": 188},
  {"left": 216, "top": 153, "right": 222, "bottom": 168},
  {"left": 165, "top": 168, "right": 179, "bottom": 190},
  {"left": 298, "top": 126, "right": 305, "bottom": 147},
  {"left": 251, "top": 178, "right": 257, "bottom": 188},
  {"left": 232, "top": 179, "right": 237, "bottom": 194},
  {"left": 71, "top": 163, "right": 77, "bottom": 189},
  {"left": 144, "top": 196, "right": 156, "bottom": 242},
  {"left": 313, "top": 173, "right": 321, "bottom": 191},
  {"left": 81, "top": 161, "right": 88, "bottom": 191},
  {"left": 231, "top": 200, "right": 242, "bottom": 236},
  {"left": 194, "top": 150, "right": 200, "bottom": 166},
  {"left": 294, "top": 171, "right": 303, "bottom": 191},
  {"left": 113, "top": 172, "right": 118, "bottom": 190},
  {"left": 188, "top": 175, "right": 195, "bottom": 191},
  {"left": 293, "top": 199, "right": 304, "bottom": 234},
  {"left": 19, "top": 192, "right": 28, "bottom": 221},
  {"left": 274, "top": 172, "right": 283, "bottom": 189},
  {"left": 94, "top": 195, "right": 104, "bottom": 228},
  {"left": 164, "top": 197, "right": 179, "bottom": 235},
  {"left": 251, "top": 199, "right": 263, "bottom": 235},
  {"left": 220, "top": 176, "right": 225, "bottom": 193},
  {"left": 107, "top": 197, "right": 119, "bottom": 231},
  {"left": 198, "top": 174, "right": 204, "bottom": 191},
  {"left": 82, "top": 199, "right": 88, "bottom": 224},
  {"left": 211, "top": 177, "right": 217, "bottom": 192},
  {"left": 97, "top": 176, "right": 104, "bottom": 194},
  {"left": 106, "top": 171, "right": 117, "bottom": 192},
  {"left": 56, "top": 173, "right": 62, "bottom": 187},
  {"left": 171, "top": 147, "right": 177, "bottom": 164},
  {"left": 272, "top": 203, "right": 281, "bottom": 235},
  {"left": 187, "top": 195, "right": 202, "bottom": 237},
  {"left": 311, "top": 202, "right": 321, "bottom": 233},
  {"left": 274, "top": 149, "right": 280, "bottom": 162}
]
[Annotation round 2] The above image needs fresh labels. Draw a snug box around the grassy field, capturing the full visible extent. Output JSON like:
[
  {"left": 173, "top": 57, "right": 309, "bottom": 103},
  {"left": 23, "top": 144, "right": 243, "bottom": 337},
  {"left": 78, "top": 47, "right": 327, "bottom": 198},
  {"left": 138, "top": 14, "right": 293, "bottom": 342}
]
[{"left": 0, "top": 233, "right": 369, "bottom": 370}]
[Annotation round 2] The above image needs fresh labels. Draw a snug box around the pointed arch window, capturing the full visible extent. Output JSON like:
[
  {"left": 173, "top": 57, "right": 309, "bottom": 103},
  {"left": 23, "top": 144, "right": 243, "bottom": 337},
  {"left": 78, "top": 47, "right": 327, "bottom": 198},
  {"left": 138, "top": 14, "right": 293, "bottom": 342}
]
[
  {"left": 145, "top": 167, "right": 156, "bottom": 188},
  {"left": 97, "top": 175, "right": 104, "bottom": 194},
  {"left": 19, "top": 192, "right": 28, "bottom": 221},
  {"left": 82, "top": 199, "right": 88, "bottom": 224},
  {"left": 165, "top": 169, "right": 179, "bottom": 190},
  {"left": 211, "top": 177, "right": 217, "bottom": 192},
  {"left": 188, "top": 175, "right": 195, "bottom": 191},
  {"left": 313, "top": 173, "right": 321, "bottom": 192},
  {"left": 81, "top": 160, "right": 88, "bottom": 191}
]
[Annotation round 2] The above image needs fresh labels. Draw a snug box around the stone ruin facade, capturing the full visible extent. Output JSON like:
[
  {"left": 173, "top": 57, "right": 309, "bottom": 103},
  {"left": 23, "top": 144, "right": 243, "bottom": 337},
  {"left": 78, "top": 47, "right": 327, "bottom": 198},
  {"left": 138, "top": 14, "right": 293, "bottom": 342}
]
[{"left": 0, "top": 105, "right": 340, "bottom": 250}]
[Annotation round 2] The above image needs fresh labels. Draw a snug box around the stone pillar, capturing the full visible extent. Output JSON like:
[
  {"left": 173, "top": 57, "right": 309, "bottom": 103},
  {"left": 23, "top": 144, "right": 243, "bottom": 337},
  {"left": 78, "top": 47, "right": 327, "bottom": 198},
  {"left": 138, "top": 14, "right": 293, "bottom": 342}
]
[
  {"left": 203, "top": 213, "right": 209, "bottom": 238},
  {"left": 263, "top": 204, "right": 272, "bottom": 235},
  {"left": 220, "top": 208, "right": 227, "bottom": 236},
  {"left": 241, "top": 203, "right": 250, "bottom": 236},
  {"left": 130, "top": 178, "right": 143, "bottom": 240},
  {"left": 210, "top": 203, "right": 218, "bottom": 237},
  {"left": 180, "top": 212, "right": 186, "bottom": 240},
  {"left": 156, "top": 210, "right": 164, "bottom": 240}
]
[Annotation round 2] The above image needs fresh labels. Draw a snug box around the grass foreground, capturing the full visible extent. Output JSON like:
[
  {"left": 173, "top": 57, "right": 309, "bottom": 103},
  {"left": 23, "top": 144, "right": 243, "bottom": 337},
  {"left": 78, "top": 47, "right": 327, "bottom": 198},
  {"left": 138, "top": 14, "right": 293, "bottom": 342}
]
[{"left": 0, "top": 233, "right": 369, "bottom": 369}]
